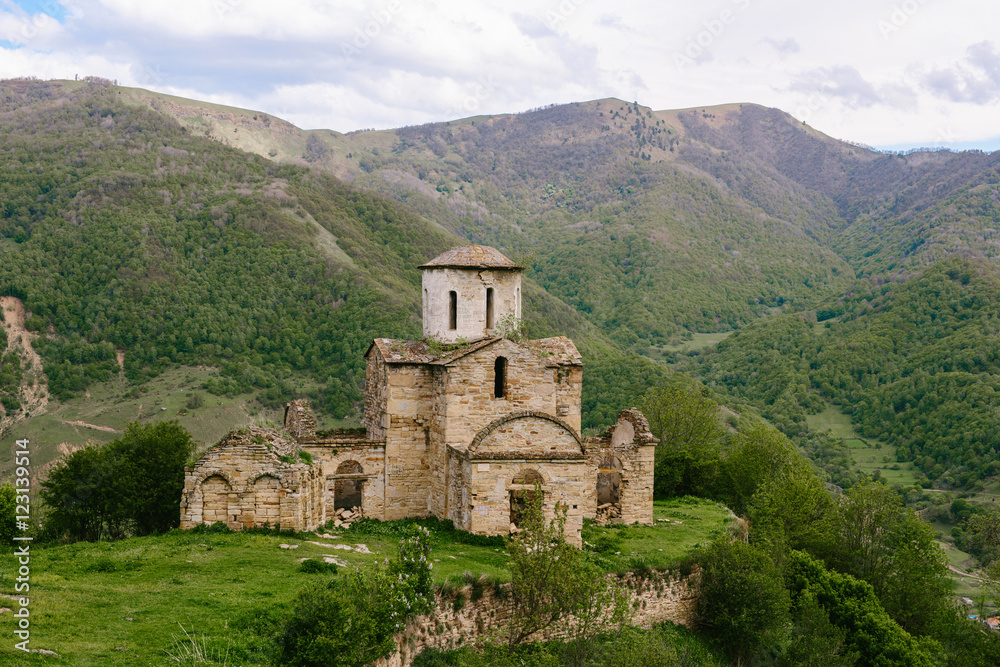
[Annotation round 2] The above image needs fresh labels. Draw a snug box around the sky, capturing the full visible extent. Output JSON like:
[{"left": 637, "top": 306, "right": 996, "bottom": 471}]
[{"left": 1, "top": 0, "right": 999, "bottom": 151}]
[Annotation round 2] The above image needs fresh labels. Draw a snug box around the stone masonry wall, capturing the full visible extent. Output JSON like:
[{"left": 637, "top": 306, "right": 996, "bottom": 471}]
[
  {"left": 583, "top": 410, "right": 657, "bottom": 526},
  {"left": 180, "top": 427, "right": 324, "bottom": 531},
  {"left": 384, "top": 364, "right": 435, "bottom": 519},
  {"left": 301, "top": 440, "right": 387, "bottom": 520},
  {"left": 364, "top": 347, "right": 389, "bottom": 441},
  {"left": 463, "top": 458, "right": 589, "bottom": 547},
  {"left": 422, "top": 267, "right": 521, "bottom": 343},
  {"left": 375, "top": 571, "right": 697, "bottom": 667},
  {"left": 283, "top": 399, "right": 316, "bottom": 441}
]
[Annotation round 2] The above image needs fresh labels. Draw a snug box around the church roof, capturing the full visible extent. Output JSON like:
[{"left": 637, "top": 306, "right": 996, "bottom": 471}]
[
  {"left": 419, "top": 245, "right": 522, "bottom": 270},
  {"left": 367, "top": 336, "right": 581, "bottom": 367}
]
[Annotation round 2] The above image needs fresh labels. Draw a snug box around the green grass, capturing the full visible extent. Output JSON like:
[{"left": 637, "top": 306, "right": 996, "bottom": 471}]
[
  {"left": 648, "top": 332, "right": 734, "bottom": 361},
  {"left": 805, "top": 404, "right": 857, "bottom": 439},
  {"left": 582, "top": 497, "right": 733, "bottom": 571},
  {"left": 0, "top": 500, "right": 731, "bottom": 664},
  {"left": 805, "top": 405, "right": 920, "bottom": 487}
]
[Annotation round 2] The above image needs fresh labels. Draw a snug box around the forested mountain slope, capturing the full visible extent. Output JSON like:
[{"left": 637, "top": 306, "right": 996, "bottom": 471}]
[
  {"left": 695, "top": 257, "right": 1000, "bottom": 488},
  {"left": 0, "top": 79, "right": 612, "bottom": 428}
]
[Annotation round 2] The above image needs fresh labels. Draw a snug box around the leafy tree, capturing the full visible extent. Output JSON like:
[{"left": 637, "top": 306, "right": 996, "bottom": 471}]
[
  {"left": 721, "top": 423, "right": 801, "bottom": 516},
  {"left": 274, "top": 527, "right": 433, "bottom": 667},
  {"left": 641, "top": 384, "right": 726, "bottom": 498},
  {"left": 749, "top": 463, "right": 836, "bottom": 560},
  {"left": 829, "top": 480, "right": 950, "bottom": 637},
  {"left": 505, "top": 487, "right": 626, "bottom": 647},
  {"left": 39, "top": 421, "right": 194, "bottom": 541},
  {"left": 113, "top": 421, "right": 195, "bottom": 535},
  {"left": 0, "top": 483, "right": 17, "bottom": 548},
  {"left": 785, "top": 551, "right": 940, "bottom": 667},
  {"left": 695, "top": 537, "right": 790, "bottom": 664}
]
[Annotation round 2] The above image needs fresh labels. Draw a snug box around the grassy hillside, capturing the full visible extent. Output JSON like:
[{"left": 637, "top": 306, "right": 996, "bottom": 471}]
[
  {"left": 694, "top": 256, "right": 1000, "bottom": 489},
  {"left": 0, "top": 499, "right": 731, "bottom": 665}
]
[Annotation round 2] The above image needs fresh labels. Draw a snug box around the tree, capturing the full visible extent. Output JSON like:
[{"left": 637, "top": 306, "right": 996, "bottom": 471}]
[
  {"left": 749, "top": 464, "right": 836, "bottom": 560},
  {"left": 722, "top": 423, "right": 801, "bottom": 516},
  {"left": 274, "top": 527, "right": 433, "bottom": 667},
  {"left": 112, "top": 421, "right": 195, "bottom": 535},
  {"left": 830, "top": 479, "right": 951, "bottom": 637},
  {"left": 786, "top": 551, "right": 940, "bottom": 667},
  {"left": 0, "top": 483, "right": 17, "bottom": 548},
  {"left": 641, "top": 384, "right": 725, "bottom": 498},
  {"left": 696, "top": 537, "right": 790, "bottom": 663},
  {"left": 505, "top": 487, "right": 625, "bottom": 648},
  {"left": 39, "top": 421, "right": 195, "bottom": 541}
]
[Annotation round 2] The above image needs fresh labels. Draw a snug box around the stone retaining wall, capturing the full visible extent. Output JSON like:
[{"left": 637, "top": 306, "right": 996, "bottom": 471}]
[{"left": 375, "top": 571, "right": 696, "bottom": 667}]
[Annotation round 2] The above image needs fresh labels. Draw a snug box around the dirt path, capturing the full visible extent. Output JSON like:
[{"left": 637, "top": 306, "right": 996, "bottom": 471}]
[
  {"left": 0, "top": 296, "right": 49, "bottom": 433},
  {"left": 948, "top": 564, "right": 989, "bottom": 581},
  {"left": 62, "top": 420, "right": 120, "bottom": 434}
]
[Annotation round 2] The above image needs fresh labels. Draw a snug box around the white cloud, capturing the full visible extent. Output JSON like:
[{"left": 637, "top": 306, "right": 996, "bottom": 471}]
[{"left": 0, "top": 0, "right": 998, "bottom": 148}]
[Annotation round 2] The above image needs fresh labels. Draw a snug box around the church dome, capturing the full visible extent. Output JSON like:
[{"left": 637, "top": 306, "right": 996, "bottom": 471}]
[{"left": 419, "top": 245, "right": 522, "bottom": 270}]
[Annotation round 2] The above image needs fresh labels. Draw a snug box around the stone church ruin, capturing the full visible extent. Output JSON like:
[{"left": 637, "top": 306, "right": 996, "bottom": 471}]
[{"left": 181, "top": 245, "right": 656, "bottom": 545}]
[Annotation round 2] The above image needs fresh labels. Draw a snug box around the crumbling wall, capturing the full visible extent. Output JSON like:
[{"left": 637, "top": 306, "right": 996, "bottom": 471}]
[
  {"left": 180, "top": 426, "right": 325, "bottom": 531},
  {"left": 375, "top": 571, "right": 697, "bottom": 667},
  {"left": 364, "top": 346, "right": 389, "bottom": 440},
  {"left": 284, "top": 399, "right": 317, "bottom": 441},
  {"left": 584, "top": 409, "right": 657, "bottom": 526}
]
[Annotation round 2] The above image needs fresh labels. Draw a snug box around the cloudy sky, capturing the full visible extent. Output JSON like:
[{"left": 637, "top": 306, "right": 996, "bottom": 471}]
[{"left": 2, "top": 0, "right": 999, "bottom": 150}]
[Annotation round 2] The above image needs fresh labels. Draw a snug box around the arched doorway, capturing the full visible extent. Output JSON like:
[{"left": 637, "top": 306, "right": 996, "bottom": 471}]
[
  {"left": 510, "top": 468, "right": 543, "bottom": 529},
  {"left": 597, "top": 455, "right": 622, "bottom": 522},
  {"left": 334, "top": 460, "right": 364, "bottom": 511},
  {"left": 201, "top": 475, "right": 231, "bottom": 526}
]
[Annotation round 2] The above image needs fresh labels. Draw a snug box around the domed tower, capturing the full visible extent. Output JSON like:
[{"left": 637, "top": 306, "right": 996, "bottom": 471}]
[{"left": 419, "top": 245, "right": 523, "bottom": 343}]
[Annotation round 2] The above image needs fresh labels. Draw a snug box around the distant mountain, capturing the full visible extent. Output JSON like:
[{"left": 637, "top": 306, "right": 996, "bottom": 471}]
[
  {"left": 0, "top": 79, "right": 611, "bottom": 429},
  {"left": 7, "top": 78, "right": 1000, "bottom": 490},
  {"left": 129, "top": 87, "right": 1000, "bottom": 353}
]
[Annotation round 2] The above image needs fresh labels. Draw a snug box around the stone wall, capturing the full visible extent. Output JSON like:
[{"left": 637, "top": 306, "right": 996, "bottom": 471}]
[
  {"left": 180, "top": 426, "right": 325, "bottom": 531},
  {"left": 283, "top": 399, "right": 316, "bottom": 440},
  {"left": 422, "top": 267, "right": 521, "bottom": 343},
  {"left": 384, "top": 363, "right": 436, "bottom": 519},
  {"left": 584, "top": 409, "right": 657, "bottom": 526},
  {"left": 375, "top": 571, "right": 697, "bottom": 667},
  {"left": 364, "top": 346, "right": 389, "bottom": 441},
  {"left": 300, "top": 439, "right": 388, "bottom": 520}
]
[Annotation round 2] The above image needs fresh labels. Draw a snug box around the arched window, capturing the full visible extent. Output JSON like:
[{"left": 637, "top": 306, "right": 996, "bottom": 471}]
[
  {"left": 486, "top": 287, "right": 494, "bottom": 329},
  {"left": 494, "top": 356, "right": 507, "bottom": 399},
  {"left": 449, "top": 291, "right": 458, "bottom": 330}
]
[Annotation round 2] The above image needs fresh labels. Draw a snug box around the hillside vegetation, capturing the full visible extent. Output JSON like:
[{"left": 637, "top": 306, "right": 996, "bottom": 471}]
[{"left": 0, "top": 79, "right": 617, "bottom": 442}]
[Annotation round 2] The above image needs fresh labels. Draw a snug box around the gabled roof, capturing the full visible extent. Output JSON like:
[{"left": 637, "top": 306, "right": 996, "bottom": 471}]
[
  {"left": 367, "top": 336, "right": 582, "bottom": 367},
  {"left": 419, "top": 245, "right": 522, "bottom": 270}
]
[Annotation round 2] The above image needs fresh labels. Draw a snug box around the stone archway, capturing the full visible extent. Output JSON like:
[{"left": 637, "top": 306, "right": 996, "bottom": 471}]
[
  {"left": 334, "top": 460, "right": 364, "bottom": 511},
  {"left": 510, "top": 468, "right": 544, "bottom": 529},
  {"left": 201, "top": 475, "right": 232, "bottom": 526},
  {"left": 597, "top": 455, "right": 623, "bottom": 522}
]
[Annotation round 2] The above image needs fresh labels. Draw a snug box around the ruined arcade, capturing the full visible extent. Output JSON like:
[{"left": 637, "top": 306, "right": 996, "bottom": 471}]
[{"left": 181, "top": 245, "right": 656, "bottom": 545}]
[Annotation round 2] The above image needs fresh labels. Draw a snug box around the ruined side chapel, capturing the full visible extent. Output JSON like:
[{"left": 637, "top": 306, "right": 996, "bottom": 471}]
[{"left": 181, "top": 245, "right": 656, "bottom": 545}]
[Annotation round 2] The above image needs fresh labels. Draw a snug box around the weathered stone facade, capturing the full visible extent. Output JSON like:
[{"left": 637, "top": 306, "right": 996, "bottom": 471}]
[
  {"left": 375, "top": 571, "right": 697, "bottom": 667},
  {"left": 180, "top": 245, "right": 657, "bottom": 542},
  {"left": 179, "top": 426, "right": 326, "bottom": 531}
]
